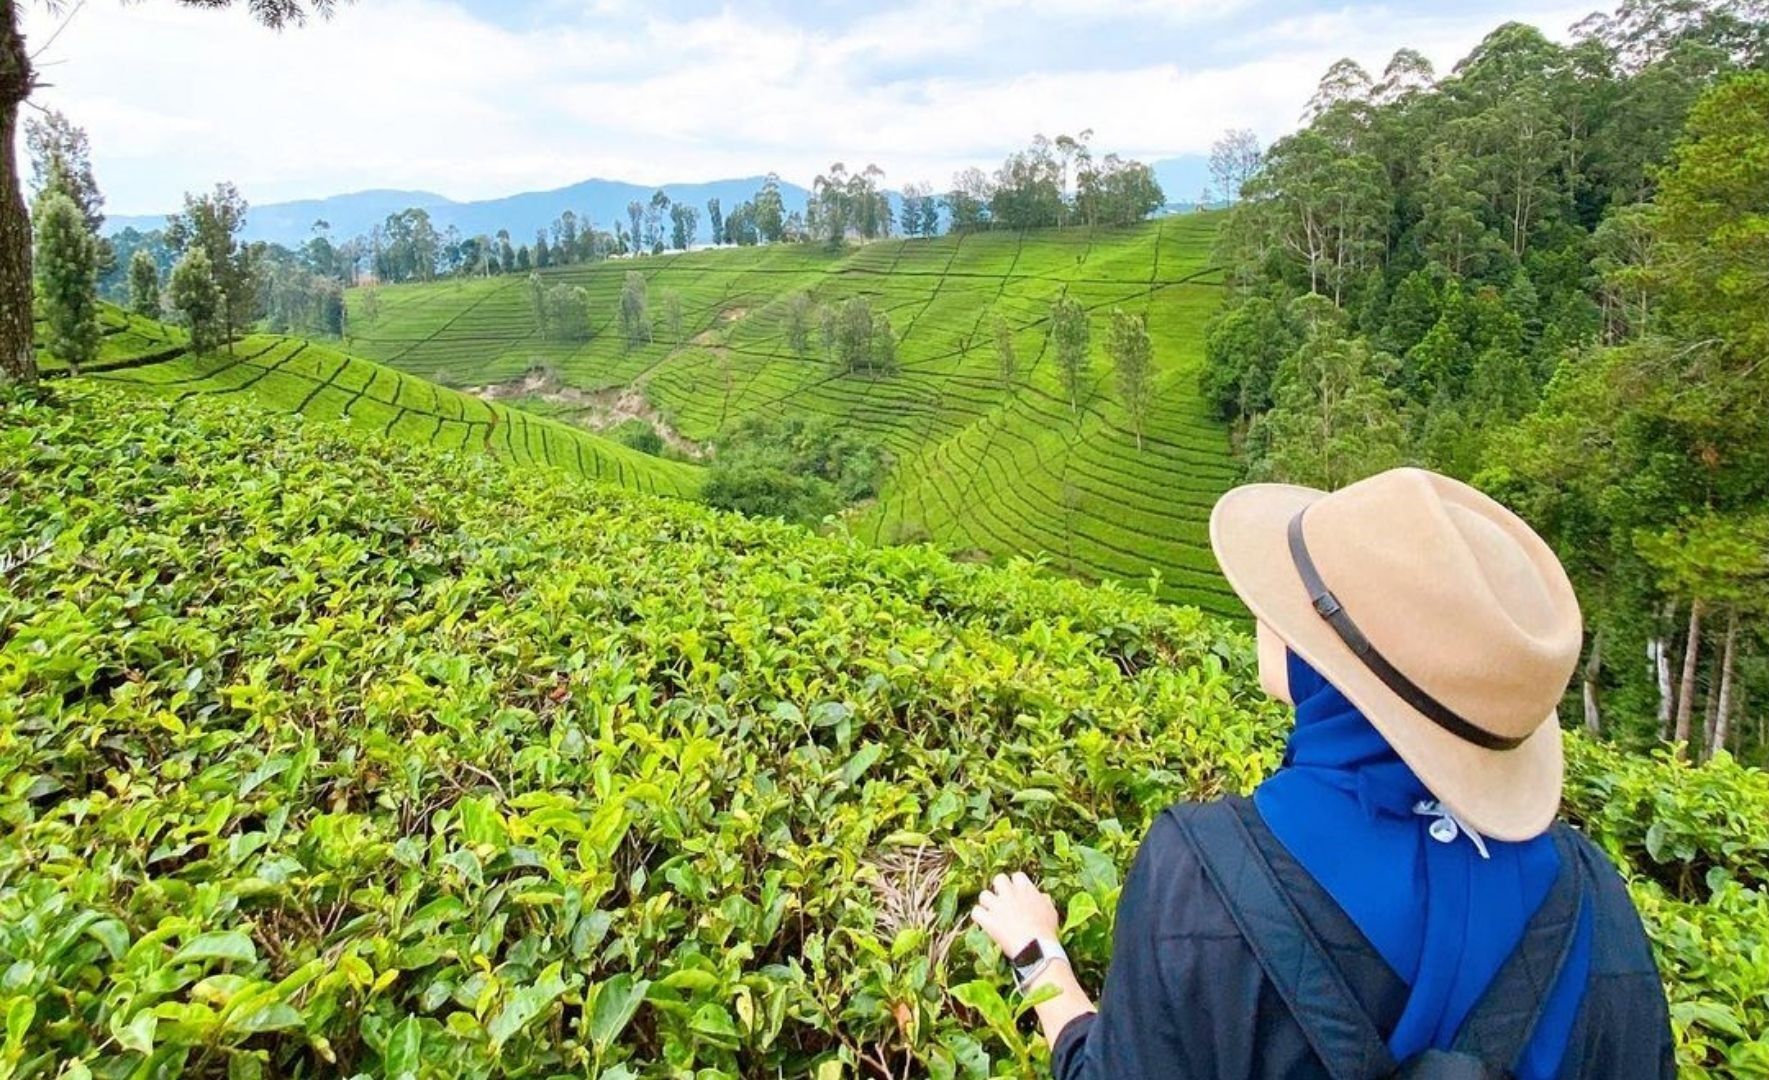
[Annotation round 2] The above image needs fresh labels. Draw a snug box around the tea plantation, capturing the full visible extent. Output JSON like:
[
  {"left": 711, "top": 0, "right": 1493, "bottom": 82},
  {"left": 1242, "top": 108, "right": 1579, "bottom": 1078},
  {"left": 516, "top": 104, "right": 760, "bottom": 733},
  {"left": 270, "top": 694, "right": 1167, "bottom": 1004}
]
[
  {"left": 52, "top": 305, "right": 701, "bottom": 500},
  {"left": 345, "top": 220, "right": 1240, "bottom": 616},
  {"left": 3, "top": 381, "right": 1766, "bottom": 1076}
]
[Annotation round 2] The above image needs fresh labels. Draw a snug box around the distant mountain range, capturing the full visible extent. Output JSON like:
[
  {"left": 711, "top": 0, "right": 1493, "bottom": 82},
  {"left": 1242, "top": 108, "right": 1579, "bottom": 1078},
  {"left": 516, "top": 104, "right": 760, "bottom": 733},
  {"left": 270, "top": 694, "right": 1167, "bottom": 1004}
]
[{"left": 106, "top": 156, "right": 1211, "bottom": 247}]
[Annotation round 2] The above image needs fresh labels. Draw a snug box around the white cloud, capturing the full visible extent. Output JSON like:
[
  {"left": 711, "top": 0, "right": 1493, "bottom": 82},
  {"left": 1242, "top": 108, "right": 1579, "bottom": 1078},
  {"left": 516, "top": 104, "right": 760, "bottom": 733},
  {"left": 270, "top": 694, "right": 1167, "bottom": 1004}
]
[{"left": 20, "top": 0, "right": 1595, "bottom": 216}]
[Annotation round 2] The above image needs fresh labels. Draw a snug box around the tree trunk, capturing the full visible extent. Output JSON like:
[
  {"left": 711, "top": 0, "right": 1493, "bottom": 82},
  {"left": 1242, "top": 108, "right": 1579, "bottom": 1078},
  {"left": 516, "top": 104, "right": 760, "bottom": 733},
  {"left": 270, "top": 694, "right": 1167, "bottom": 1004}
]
[
  {"left": 1702, "top": 646, "right": 1722, "bottom": 760},
  {"left": 1712, "top": 608, "right": 1738, "bottom": 761},
  {"left": 1672, "top": 598, "right": 1704, "bottom": 752},
  {"left": 1582, "top": 627, "right": 1604, "bottom": 736},
  {"left": 1652, "top": 630, "right": 1675, "bottom": 738},
  {"left": 0, "top": 3, "right": 36, "bottom": 387}
]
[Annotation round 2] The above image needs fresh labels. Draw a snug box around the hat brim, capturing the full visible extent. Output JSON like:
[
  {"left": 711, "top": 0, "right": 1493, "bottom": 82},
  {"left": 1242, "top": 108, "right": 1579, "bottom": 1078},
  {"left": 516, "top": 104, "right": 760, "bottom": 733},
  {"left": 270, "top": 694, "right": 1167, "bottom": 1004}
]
[{"left": 1211, "top": 483, "right": 1563, "bottom": 842}]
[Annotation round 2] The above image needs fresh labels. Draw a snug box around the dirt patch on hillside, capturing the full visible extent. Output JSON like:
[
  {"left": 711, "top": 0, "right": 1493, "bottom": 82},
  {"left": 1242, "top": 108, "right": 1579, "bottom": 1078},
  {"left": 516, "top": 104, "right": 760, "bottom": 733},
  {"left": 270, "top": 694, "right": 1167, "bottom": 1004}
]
[{"left": 464, "top": 367, "right": 706, "bottom": 460}]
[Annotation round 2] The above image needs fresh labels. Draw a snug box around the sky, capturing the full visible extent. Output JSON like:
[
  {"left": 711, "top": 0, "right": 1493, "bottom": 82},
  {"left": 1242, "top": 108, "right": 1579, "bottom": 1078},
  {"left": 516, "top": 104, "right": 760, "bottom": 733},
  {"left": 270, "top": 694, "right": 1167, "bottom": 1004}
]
[{"left": 23, "top": 0, "right": 1599, "bottom": 216}]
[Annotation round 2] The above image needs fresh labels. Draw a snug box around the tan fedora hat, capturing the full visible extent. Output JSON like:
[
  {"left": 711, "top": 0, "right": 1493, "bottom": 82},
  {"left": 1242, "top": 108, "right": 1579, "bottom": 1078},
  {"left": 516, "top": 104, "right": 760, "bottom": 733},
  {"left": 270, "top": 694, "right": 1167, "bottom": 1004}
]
[{"left": 1210, "top": 467, "right": 1582, "bottom": 842}]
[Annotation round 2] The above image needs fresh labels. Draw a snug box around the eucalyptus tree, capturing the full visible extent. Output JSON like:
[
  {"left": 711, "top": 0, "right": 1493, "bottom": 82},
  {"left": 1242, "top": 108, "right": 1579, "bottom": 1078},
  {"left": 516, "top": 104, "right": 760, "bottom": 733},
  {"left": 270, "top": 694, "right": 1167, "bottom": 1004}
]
[
  {"left": 1049, "top": 294, "right": 1090, "bottom": 416},
  {"left": 1108, "top": 308, "right": 1153, "bottom": 449},
  {"left": 1207, "top": 129, "right": 1263, "bottom": 206}
]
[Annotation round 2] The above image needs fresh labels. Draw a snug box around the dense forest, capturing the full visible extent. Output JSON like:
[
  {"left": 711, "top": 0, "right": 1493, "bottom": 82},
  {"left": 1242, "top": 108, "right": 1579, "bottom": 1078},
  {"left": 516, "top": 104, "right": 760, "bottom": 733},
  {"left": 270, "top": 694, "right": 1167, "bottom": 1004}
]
[{"left": 1204, "top": 0, "right": 1769, "bottom": 763}]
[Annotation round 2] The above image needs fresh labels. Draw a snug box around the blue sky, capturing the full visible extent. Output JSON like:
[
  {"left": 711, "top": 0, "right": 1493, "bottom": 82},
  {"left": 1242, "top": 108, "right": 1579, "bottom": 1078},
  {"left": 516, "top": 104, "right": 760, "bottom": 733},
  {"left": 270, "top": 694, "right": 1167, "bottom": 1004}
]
[{"left": 25, "top": 0, "right": 1596, "bottom": 215}]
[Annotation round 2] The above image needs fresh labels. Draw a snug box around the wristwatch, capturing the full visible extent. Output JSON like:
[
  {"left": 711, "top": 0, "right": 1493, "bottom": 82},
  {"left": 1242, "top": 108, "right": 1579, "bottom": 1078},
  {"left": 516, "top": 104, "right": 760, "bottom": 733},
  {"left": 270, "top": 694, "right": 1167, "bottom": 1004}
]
[{"left": 1010, "top": 937, "right": 1068, "bottom": 991}]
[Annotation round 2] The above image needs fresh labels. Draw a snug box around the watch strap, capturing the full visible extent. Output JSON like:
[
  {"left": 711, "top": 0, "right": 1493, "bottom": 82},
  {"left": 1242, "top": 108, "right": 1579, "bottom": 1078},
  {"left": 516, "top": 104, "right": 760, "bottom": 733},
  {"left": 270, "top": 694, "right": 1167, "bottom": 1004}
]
[{"left": 1012, "top": 937, "right": 1068, "bottom": 991}]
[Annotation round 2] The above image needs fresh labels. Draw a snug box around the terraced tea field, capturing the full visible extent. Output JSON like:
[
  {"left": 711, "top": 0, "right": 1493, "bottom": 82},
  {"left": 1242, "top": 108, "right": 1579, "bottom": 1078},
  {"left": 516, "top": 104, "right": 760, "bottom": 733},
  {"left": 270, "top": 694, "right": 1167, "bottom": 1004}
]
[
  {"left": 347, "top": 217, "right": 1242, "bottom": 614},
  {"left": 59, "top": 310, "right": 700, "bottom": 499}
]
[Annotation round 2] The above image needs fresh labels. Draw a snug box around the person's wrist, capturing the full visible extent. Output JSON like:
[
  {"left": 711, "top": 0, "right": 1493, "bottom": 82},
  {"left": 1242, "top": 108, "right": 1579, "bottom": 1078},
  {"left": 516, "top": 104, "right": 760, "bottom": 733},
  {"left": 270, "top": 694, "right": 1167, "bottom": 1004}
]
[
  {"left": 1020, "top": 952, "right": 1072, "bottom": 994},
  {"left": 1010, "top": 935, "right": 1069, "bottom": 993}
]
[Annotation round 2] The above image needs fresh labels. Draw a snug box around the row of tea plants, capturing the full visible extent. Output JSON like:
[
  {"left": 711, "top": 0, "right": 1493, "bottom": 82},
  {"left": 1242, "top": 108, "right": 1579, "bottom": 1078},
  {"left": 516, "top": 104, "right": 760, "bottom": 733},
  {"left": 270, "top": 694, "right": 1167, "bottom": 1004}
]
[{"left": 2, "top": 383, "right": 1765, "bottom": 1077}]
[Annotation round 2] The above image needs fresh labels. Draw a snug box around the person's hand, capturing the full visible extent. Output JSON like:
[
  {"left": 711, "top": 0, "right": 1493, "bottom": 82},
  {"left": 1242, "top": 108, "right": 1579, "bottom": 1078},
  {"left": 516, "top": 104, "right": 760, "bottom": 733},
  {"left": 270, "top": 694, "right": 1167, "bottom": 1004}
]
[{"left": 970, "top": 871, "right": 1061, "bottom": 958}]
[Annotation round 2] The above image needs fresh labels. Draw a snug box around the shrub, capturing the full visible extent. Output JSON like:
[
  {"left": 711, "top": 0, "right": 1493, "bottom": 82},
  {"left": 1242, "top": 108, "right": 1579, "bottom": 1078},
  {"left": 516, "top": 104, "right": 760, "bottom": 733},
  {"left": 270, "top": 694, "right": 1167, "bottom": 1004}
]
[
  {"left": 611, "top": 418, "right": 665, "bottom": 456},
  {"left": 1, "top": 382, "right": 1763, "bottom": 1077},
  {"left": 704, "top": 416, "right": 891, "bottom": 526}
]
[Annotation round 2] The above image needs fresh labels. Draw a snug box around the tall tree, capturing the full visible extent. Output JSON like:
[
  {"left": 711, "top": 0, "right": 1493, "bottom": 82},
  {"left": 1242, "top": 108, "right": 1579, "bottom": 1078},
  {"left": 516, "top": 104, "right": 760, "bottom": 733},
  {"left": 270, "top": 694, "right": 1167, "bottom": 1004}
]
[
  {"left": 944, "top": 167, "right": 994, "bottom": 232},
  {"left": 25, "top": 110, "right": 104, "bottom": 237},
  {"left": 1247, "top": 297, "right": 1409, "bottom": 488},
  {"left": 993, "top": 315, "right": 1016, "bottom": 390},
  {"left": 811, "top": 163, "right": 851, "bottom": 249},
  {"left": 1108, "top": 308, "right": 1154, "bottom": 449},
  {"left": 1049, "top": 294, "right": 1090, "bottom": 417},
  {"left": 645, "top": 191, "right": 671, "bottom": 254},
  {"left": 544, "top": 283, "right": 591, "bottom": 343},
  {"left": 783, "top": 292, "right": 814, "bottom": 355},
  {"left": 1, "top": 0, "right": 343, "bottom": 387},
  {"left": 669, "top": 203, "right": 698, "bottom": 251},
  {"left": 1208, "top": 129, "right": 1263, "bottom": 206},
  {"left": 169, "top": 246, "right": 224, "bottom": 355},
  {"left": 706, "top": 198, "right": 722, "bottom": 247},
  {"left": 32, "top": 188, "right": 97, "bottom": 372},
  {"left": 128, "top": 248, "right": 161, "bottom": 318},
  {"left": 625, "top": 201, "right": 644, "bottom": 255},
  {"left": 754, "top": 174, "right": 786, "bottom": 243},
  {"left": 165, "top": 183, "right": 254, "bottom": 351},
  {"left": 619, "top": 270, "right": 650, "bottom": 349},
  {"left": 528, "top": 272, "right": 550, "bottom": 339}
]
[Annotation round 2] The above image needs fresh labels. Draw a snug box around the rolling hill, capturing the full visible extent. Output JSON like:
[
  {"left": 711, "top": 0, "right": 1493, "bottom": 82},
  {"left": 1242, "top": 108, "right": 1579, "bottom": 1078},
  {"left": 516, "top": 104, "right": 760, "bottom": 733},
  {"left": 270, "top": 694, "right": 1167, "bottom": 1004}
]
[
  {"left": 344, "top": 217, "right": 1242, "bottom": 615},
  {"left": 46, "top": 304, "right": 701, "bottom": 500}
]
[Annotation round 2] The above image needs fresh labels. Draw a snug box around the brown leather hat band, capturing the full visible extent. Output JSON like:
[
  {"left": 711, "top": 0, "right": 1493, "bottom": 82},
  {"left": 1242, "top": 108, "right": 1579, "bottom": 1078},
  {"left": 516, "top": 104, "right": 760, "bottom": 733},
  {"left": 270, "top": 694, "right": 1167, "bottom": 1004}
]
[{"left": 1286, "top": 509, "right": 1528, "bottom": 752}]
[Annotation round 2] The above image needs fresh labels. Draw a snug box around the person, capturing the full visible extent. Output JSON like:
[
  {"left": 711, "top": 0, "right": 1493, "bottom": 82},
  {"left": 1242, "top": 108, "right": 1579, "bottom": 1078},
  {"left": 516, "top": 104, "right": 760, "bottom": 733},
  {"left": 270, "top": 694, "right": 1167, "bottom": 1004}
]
[{"left": 971, "top": 468, "right": 1674, "bottom": 1079}]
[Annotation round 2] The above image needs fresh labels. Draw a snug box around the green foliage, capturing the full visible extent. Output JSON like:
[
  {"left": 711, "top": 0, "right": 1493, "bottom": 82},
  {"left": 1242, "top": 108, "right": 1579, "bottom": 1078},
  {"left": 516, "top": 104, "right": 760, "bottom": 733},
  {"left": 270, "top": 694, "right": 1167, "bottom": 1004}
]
[
  {"left": 338, "top": 219, "right": 1242, "bottom": 616},
  {"left": 782, "top": 292, "right": 814, "bottom": 356},
  {"left": 545, "top": 284, "right": 593, "bottom": 344},
  {"left": 829, "top": 296, "right": 896, "bottom": 376},
  {"left": 704, "top": 415, "right": 891, "bottom": 525},
  {"left": 1245, "top": 297, "right": 1408, "bottom": 489},
  {"left": 168, "top": 247, "right": 225, "bottom": 356},
  {"left": 611, "top": 418, "right": 665, "bottom": 457},
  {"left": 1, "top": 383, "right": 1763, "bottom": 1076},
  {"left": 1049, "top": 294, "right": 1090, "bottom": 416},
  {"left": 1108, "top": 309, "right": 1153, "bottom": 450},
  {"left": 619, "top": 271, "right": 650, "bottom": 350},
  {"left": 1200, "top": 295, "right": 1294, "bottom": 421},
  {"left": 1215, "top": 7, "right": 1769, "bottom": 757},
  {"left": 992, "top": 314, "right": 1016, "bottom": 390},
  {"left": 167, "top": 183, "right": 255, "bottom": 341},
  {"left": 31, "top": 191, "right": 100, "bottom": 374}
]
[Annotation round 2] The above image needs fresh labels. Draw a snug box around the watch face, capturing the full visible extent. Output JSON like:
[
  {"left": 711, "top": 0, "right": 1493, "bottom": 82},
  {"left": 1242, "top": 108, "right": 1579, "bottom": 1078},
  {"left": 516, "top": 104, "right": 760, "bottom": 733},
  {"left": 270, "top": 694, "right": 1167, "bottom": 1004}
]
[{"left": 1011, "top": 940, "right": 1044, "bottom": 969}]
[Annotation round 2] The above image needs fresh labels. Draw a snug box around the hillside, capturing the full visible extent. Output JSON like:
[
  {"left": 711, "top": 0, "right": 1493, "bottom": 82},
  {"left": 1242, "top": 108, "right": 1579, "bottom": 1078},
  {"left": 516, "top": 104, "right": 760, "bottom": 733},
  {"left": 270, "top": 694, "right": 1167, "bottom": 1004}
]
[
  {"left": 3, "top": 382, "right": 1764, "bottom": 1076},
  {"left": 45, "top": 304, "right": 701, "bottom": 500},
  {"left": 346, "top": 218, "right": 1240, "bottom": 615}
]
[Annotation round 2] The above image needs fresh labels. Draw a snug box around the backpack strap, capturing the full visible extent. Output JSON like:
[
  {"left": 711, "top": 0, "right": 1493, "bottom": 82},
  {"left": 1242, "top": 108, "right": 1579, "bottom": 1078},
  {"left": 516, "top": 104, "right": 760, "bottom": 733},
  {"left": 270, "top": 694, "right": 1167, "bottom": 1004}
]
[
  {"left": 1448, "top": 825, "right": 1588, "bottom": 1071},
  {"left": 1174, "top": 798, "right": 1400, "bottom": 1080}
]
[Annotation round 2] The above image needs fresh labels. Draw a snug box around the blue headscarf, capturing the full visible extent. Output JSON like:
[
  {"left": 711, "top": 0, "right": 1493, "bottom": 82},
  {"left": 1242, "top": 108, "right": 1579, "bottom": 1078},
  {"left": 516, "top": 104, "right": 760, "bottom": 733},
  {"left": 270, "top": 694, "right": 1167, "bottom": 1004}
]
[{"left": 1253, "top": 651, "right": 1593, "bottom": 1077}]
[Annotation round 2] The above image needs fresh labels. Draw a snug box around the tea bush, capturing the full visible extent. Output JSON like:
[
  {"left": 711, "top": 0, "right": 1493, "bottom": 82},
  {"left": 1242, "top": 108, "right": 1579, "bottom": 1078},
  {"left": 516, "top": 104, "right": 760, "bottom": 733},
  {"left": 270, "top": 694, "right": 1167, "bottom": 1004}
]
[{"left": 1, "top": 383, "right": 1764, "bottom": 1077}]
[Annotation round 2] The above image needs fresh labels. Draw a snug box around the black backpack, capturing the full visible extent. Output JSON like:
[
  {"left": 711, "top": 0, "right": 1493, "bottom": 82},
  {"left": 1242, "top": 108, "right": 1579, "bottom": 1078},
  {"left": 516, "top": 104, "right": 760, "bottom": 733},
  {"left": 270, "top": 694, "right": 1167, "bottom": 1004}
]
[{"left": 1174, "top": 798, "right": 1586, "bottom": 1080}]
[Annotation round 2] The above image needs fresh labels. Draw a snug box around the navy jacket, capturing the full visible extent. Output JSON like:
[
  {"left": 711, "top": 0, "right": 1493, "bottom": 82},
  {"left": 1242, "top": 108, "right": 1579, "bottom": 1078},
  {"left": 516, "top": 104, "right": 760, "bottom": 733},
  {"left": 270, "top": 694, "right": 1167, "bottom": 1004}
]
[{"left": 1051, "top": 802, "right": 1675, "bottom": 1080}]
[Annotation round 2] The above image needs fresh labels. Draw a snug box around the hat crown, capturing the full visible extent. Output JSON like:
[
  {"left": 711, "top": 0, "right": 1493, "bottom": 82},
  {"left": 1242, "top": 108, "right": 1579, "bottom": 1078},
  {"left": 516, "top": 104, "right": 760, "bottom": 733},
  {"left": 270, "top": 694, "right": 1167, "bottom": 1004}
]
[{"left": 1300, "top": 468, "right": 1582, "bottom": 739}]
